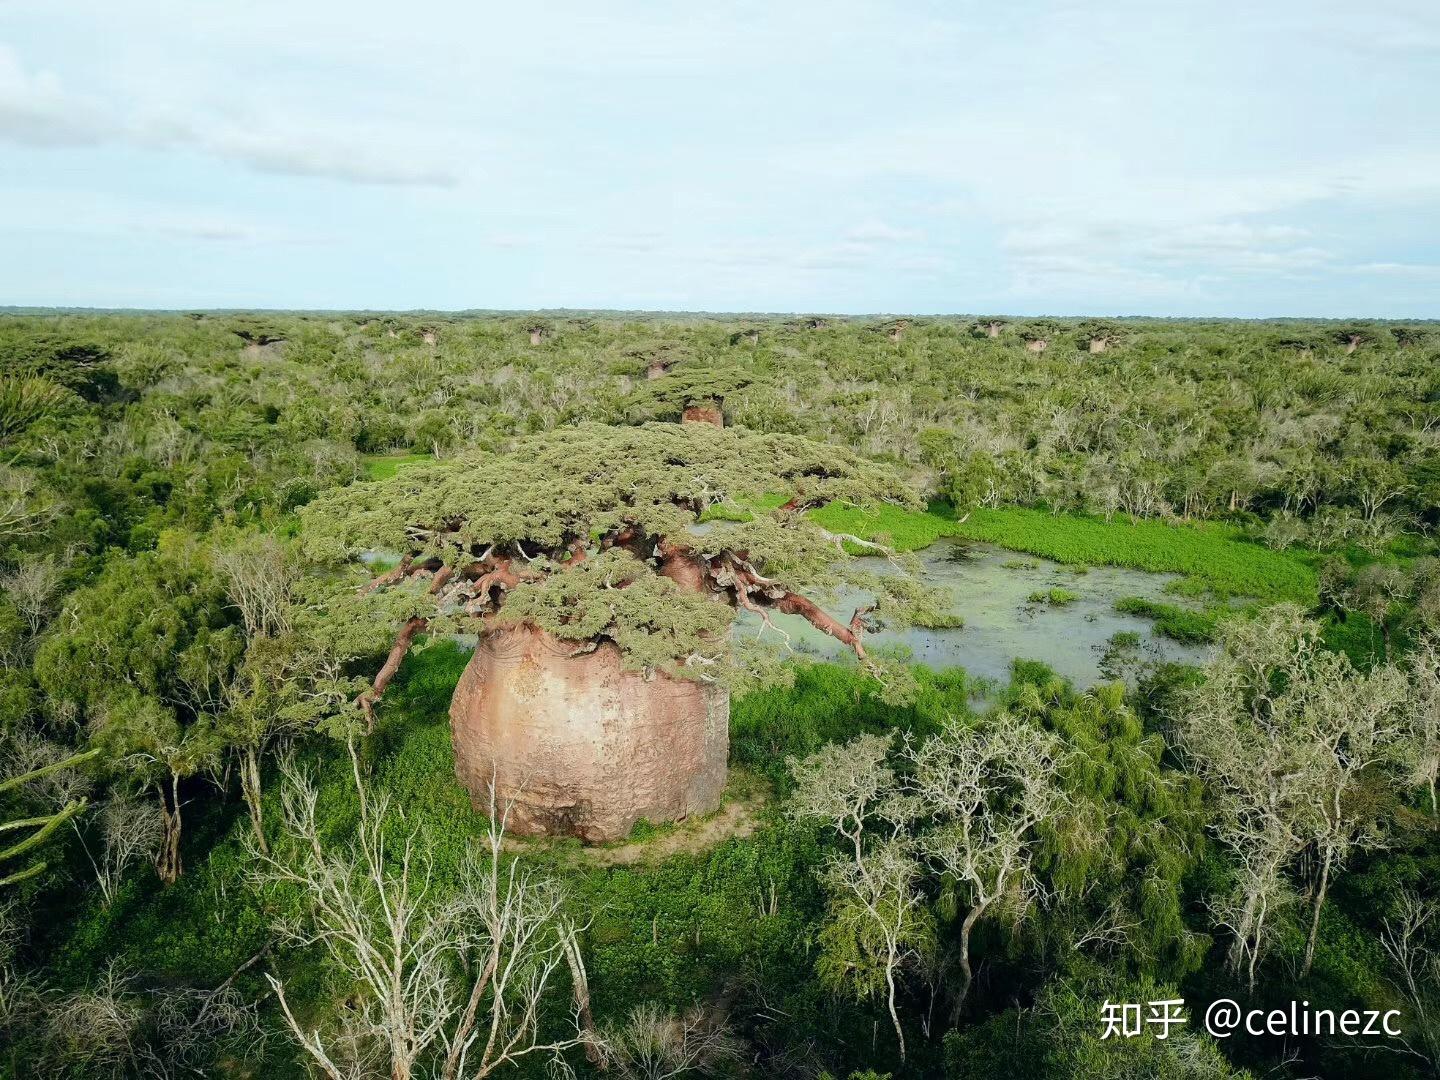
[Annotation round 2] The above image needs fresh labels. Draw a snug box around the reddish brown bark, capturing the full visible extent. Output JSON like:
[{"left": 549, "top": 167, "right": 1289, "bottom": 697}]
[
  {"left": 681, "top": 401, "right": 723, "bottom": 426},
  {"left": 357, "top": 616, "right": 429, "bottom": 730},
  {"left": 770, "top": 592, "right": 869, "bottom": 660},
  {"left": 361, "top": 554, "right": 414, "bottom": 594}
]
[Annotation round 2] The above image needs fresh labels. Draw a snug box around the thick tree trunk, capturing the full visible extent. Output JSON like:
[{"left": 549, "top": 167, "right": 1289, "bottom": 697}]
[
  {"left": 449, "top": 625, "right": 728, "bottom": 842},
  {"left": 681, "top": 400, "right": 724, "bottom": 426}
]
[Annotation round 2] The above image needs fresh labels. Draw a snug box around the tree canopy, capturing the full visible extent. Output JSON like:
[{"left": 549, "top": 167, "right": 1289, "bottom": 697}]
[{"left": 301, "top": 422, "right": 945, "bottom": 713}]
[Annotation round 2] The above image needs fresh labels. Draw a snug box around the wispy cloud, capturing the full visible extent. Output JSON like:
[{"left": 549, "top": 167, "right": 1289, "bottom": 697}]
[{"left": 0, "top": 45, "right": 459, "bottom": 187}]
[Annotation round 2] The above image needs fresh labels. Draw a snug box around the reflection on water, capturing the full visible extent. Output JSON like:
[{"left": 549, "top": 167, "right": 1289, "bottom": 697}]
[{"left": 734, "top": 539, "right": 1213, "bottom": 688}]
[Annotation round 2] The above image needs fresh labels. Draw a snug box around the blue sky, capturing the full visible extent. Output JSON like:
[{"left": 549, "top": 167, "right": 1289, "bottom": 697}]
[{"left": 1, "top": 1, "right": 1437, "bottom": 316}]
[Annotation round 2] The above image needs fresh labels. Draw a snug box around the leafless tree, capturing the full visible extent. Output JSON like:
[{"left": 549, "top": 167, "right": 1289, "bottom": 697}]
[
  {"left": 213, "top": 530, "right": 301, "bottom": 638},
  {"left": 0, "top": 553, "right": 66, "bottom": 641},
  {"left": 1381, "top": 890, "right": 1440, "bottom": 1072},
  {"left": 39, "top": 961, "right": 145, "bottom": 1078},
  {"left": 902, "top": 712, "right": 1071, "bottom": 1018},
  {"left": 599, "top": 1002, "right": 743, "bottom": 1080},
  {"left": 786, "top": 733, "right": 897, "bottom": 866},
  {"left": 1295, "top": 658, "right": 1407, "bottom": 975},
  {"left": 788, "top": 733, "right": 929, "bottom": 1059},
  {"left": 814, "top": 836, "right": 929, "bottom": 1061},
  {"left": 1406, "top": 632, "right": 1440, "bottom": 817},
  {"left": 76, "top": 792, "right": 165, "bottom": 907},
  {"left": 251, "top": 759, "right": 594, "bottom": 1080},
  {"left": 1176, "top": 604, "right": 1409, "bottom": 984}
]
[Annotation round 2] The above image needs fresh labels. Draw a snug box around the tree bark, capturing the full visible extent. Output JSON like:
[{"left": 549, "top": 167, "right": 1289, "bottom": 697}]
[
  {"left": 1302, "top": 847, "right": 1333, "bottom": 977},
  {"left": 885, "top": 948, "right": 906, "bottom": 1060},
  {"left": 357, "top": 617, "right": 429, "bottom": 730},
  {"left": 951, "top": 905, "right": 983, "bottom": 1024},
  {"left": 239, "top": 745, "right": 268, "bottom": 855},
  {"left": 157, "top": 772, "right": 183, "bottom": 885}
]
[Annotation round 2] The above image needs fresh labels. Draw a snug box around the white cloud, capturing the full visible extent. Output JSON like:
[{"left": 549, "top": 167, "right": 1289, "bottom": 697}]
[
  {"left": 0, "top": 45, "right": 105, "bottom": 145},
  {"left": 0, "top": 44, "right": 459, "bottom": 187}
]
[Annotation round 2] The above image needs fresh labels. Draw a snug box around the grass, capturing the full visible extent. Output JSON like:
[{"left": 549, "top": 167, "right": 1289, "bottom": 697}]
[
  {"left": 1028, "top": 586, "right": 1080, "bottom": 606},
  {"left": 808, "top": 499, "right": 969, "bottom": 552},
  {"left": 1114, "top": 596, "right": 1220, "bottom": 644},
  {"left": 361, "top": 451, "right": 435, "bottom": 481},
  {"left": 811, "top": 502, "right": 1318, "bottom": 603}
]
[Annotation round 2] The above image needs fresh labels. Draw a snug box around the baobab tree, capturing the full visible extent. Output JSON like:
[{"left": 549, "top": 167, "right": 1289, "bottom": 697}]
[
  {"left": 1334, "top": 324, "right": 1372, "bottom": 354},
  {"left": 300, "top": 422, "right": 939, "bottom": 840},
  {"left": 1077, "top": 321, "right": 1126, "bottom": 354},
  {"left": 972, "top": 317, "right": 1006, "bottom": 339},
  {"left": 625, "top": 367, "right": 759, "bottom": 427},
  {"left": 1018, "top": 320, "right": 1058, "bottom": 353}
]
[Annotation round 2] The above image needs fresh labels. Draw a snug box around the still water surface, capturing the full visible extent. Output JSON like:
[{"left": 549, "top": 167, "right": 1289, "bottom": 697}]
[{"left": 734, "top": 539, "right": 1213, "bottom": 688}]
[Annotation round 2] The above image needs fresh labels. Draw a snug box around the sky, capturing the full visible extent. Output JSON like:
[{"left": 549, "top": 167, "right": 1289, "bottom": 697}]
[{"left": 1, "top": 1, "right": 1437, "bottom": 317}]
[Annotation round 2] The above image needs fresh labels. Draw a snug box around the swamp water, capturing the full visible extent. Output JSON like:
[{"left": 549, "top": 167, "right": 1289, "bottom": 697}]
[
  {"left": 396, "top": 538, "right": 1214, "bottom": 691},
  {"left": 734, "top": 539, "right": 1213, "bottom": 688}
]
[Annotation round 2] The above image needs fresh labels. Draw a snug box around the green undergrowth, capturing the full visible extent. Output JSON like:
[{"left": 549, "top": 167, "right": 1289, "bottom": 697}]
[
  {"left": 1114, "top": 597, "right": 1220, "bottom": 644},
  {"left": 361, "top": 451, "right": 435, "bottom": 481}
]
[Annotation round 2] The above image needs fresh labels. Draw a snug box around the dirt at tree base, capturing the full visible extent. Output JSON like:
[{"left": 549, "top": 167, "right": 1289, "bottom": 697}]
[{"left": 505, "top": 787, "right": 769, "bottom": 866}]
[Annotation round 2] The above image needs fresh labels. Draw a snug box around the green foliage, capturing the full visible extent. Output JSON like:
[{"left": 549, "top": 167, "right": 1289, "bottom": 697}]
[
  {"left": 361, "top": 451, "right": 433, "bottom": 480},
  {"left": 1114, "top": 596, "right": 1220, "bottom": 643},
  {"left": 0, "top": 375, "right": 72, "bottom": 444},
  {"left": 1029, "top": 586, "right": 1080, "bottom": 606},
  {"left": 952, "top": 508, "right": 1318, "bottom": 602}
]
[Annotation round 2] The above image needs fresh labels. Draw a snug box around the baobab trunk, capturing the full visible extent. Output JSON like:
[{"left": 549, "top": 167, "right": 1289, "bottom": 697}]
[
  {"left": 985, "top": 321, "right": 1002, "bottom": 338},
  {"left": 1024, "top": 338, "right": 1048, "bottom": 353},
  {"left": 681, "top": 399, "right": 724, "bottom": 426},
  {"left": 529, "top": 328, "right": 544, "bottom": 346},
  {"left": 449, "top": 625, "right": 729, "bottom": 842},
  {"left": 1089, "top": 337, "right": 1109, "bottom": 353}
]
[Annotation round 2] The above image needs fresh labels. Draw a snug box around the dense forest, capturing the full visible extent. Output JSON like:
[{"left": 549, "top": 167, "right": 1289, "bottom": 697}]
[{"left": 2, "top": 311, "right": 1438, "bottom": 1079}]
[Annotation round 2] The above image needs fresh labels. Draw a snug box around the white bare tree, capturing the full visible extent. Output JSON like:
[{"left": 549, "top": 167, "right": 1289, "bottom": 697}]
[
  {"left": 902, "top": 711, "right": 1072, "bottom": 1018},
  {"left": 1177, "top": 608, "right": 1322, "bottom": 986},
  {"left": 213, "top": 529, "right": 302, "bottom": 638},
  {"left": 599, "top": 1002, "right": 743, "bottom": 1080},
  {"left": 788, "top": 732, "right": 930, "bottom": 1060},
  {"left": 1295, "top": 657, "right": 1408, "bottom": 976},
  {"left": 250, "top": 759, "right": 594, "bottom": 1080},
  {"left": 1176, "top": 604, "right": 1410, "bottom": 984},
  {"left": 0, "top": 553, "right": 65, "bottom": 642},
  {"left": 1381, "top": 890, "right": 1440, "bottom": 1072},
  {"left": 77, "top": 791, "right": 165, "bottom": 907},
  {"left": 1405, "top": 632, "right": 1440, "bottom": 817}
]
